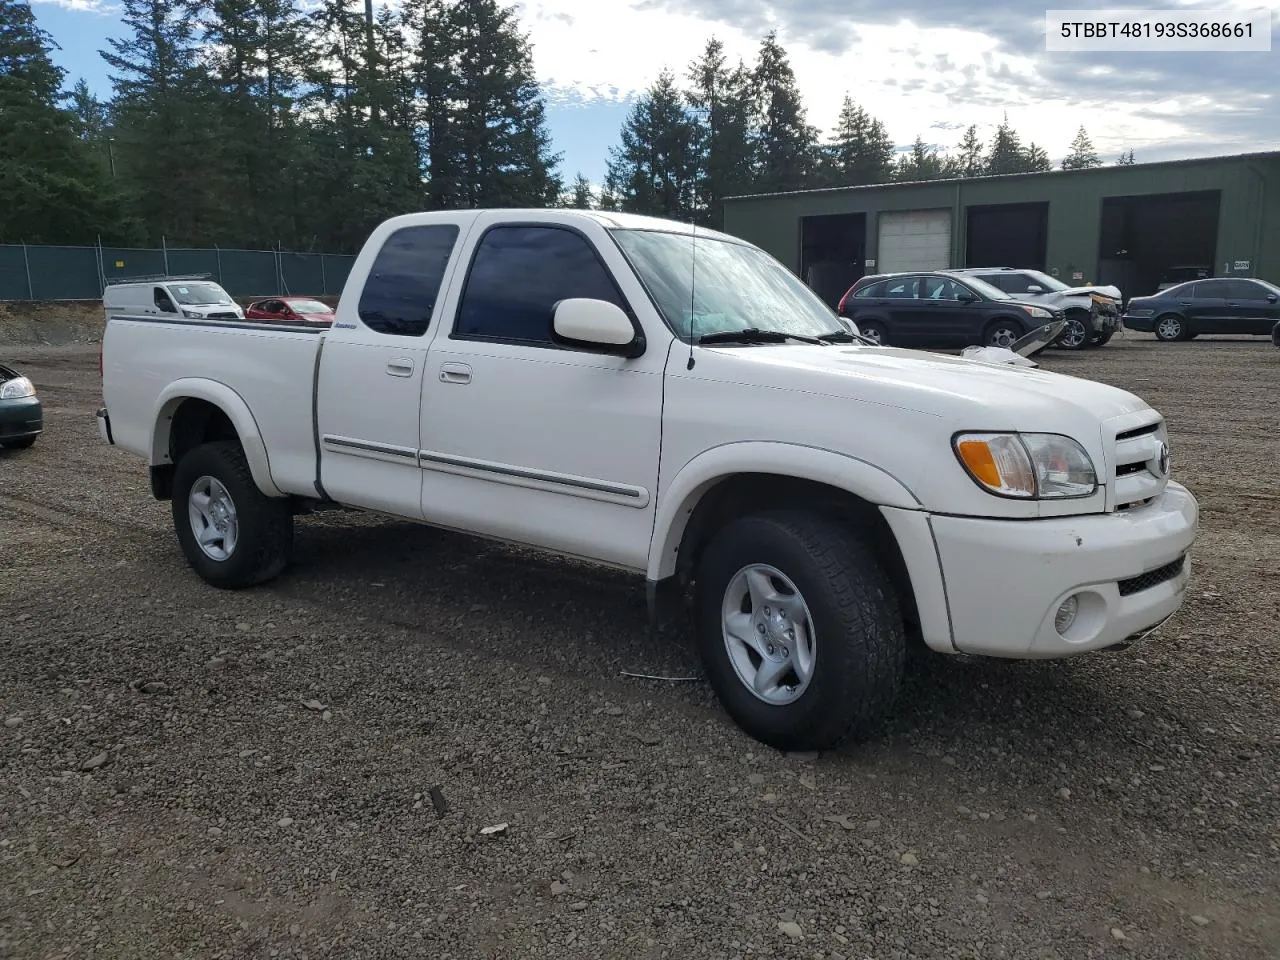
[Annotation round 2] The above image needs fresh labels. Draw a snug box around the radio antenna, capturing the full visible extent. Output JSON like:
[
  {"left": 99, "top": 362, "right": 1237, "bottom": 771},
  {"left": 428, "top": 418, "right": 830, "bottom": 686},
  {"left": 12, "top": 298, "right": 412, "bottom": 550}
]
[{"left": 686, "top": 221, "right": 697, "bottom": 370}]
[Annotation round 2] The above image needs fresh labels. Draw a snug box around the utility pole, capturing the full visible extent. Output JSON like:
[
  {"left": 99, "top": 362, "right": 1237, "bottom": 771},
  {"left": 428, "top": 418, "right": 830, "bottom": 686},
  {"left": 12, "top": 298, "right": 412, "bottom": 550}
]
[{"left": 364, "top": 0, "right": 378, "bottom": 124}]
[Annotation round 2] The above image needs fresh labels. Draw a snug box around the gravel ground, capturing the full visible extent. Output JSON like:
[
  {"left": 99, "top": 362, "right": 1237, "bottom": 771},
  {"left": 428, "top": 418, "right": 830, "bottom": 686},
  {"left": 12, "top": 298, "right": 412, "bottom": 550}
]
[{"left": 1, "top": 332, "right": 1278, "bottom": 960}]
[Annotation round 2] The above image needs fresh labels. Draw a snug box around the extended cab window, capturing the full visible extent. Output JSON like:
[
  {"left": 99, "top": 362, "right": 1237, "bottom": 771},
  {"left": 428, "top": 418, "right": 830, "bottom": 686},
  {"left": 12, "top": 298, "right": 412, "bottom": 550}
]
[
  {"left": 154, "top": 287, "right": 176, "bottom": 312},
  {"left": 358, "top": 224, "right": 460, "bottom": 336},
  {"left": 453, "top": 225, "right": 627, "bottom": 345}
]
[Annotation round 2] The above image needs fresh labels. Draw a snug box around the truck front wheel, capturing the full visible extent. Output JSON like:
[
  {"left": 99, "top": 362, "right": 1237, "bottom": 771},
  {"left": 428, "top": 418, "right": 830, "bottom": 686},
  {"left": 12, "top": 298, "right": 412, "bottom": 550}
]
[
  {"left": 172, "top": 440, "right": 293, "bottom": 589},
  {"left": 694, "top": 510, "right": 906, "bottom": 751}
]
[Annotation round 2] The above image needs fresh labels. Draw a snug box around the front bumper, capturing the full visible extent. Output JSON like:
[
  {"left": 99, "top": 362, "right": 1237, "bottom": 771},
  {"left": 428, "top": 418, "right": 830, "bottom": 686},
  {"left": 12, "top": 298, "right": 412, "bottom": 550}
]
[
  {"left": 1122, "top": 313, "right": 1156, "bottom": 332},
  {"left": 0, "top": 396, "right": 43, "bottom": 443},
  {"left": 884, "top": 482, "right": 1198, "bottom": 659}
]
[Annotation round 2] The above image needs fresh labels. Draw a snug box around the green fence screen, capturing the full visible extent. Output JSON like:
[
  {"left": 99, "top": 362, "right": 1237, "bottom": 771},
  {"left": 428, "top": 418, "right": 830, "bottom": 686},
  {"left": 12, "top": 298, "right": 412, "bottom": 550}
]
[{"left": 0, "top": 243, "right": 357, "bottom": 301}]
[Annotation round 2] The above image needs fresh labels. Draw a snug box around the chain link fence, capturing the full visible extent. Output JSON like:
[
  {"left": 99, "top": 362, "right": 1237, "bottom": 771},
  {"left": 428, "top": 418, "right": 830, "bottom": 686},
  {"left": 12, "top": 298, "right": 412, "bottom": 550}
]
[{"left": 0, "top": 243, "right": 357, "bottom": 301}]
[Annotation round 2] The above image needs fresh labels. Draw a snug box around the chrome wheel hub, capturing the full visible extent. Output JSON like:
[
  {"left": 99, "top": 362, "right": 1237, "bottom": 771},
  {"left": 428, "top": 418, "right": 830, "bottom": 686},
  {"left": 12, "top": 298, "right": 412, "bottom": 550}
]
[
  {"left": 722, "top": 564, "right": 817, "bottom": 706},
  {"left": 189, "top": 475, "right": 239, "bottom": 562}
]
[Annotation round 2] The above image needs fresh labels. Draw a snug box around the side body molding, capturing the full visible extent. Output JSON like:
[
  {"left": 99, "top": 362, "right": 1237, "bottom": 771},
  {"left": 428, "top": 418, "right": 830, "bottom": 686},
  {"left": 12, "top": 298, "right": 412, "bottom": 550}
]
[
  {"left": 646, "top": 441, "right": 923, "bottom": 582},
  {"left": 151, "top": 378, "right": 285, "bottom": 498}
]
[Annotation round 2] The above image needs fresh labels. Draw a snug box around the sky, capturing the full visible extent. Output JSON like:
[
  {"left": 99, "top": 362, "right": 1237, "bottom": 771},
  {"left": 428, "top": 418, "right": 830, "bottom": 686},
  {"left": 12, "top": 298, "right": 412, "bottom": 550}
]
[{"left": 30, "top": 0, "right": 1280, "bottom": 189}]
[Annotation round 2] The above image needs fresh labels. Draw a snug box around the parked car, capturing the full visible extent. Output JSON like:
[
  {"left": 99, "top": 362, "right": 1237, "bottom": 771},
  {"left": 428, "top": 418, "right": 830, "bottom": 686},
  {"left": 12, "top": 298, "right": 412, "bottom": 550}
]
[
  {"left": 97, "top": 208, "right": 1198, "bottom": 752},
  {"left": 836, "top": 270, "right": 1064, "bottom": 348},
  {"left": 0, "top": 362, "right": 43, "bottom": 449},
  {"left": 1273, "top": 320, "right": 1280, "bottom": 349},
  {"left": 1122, "top": 276, "right": 1280, "bottom": 341},
  {"left": 245, "top": 297, "right": 336, "bottom": 325},
  {"left": 104, "top": 276, "right": 244, "bottom": 322},
  {"left": 949, "top": 266, "right": 1122, "bottom": 350}
]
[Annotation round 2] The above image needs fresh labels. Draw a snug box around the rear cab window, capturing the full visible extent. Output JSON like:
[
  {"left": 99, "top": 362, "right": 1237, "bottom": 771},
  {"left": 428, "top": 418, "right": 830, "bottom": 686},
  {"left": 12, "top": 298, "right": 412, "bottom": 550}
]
[{"left": 358, "top": 224, "right": 461, "bottom": 336}]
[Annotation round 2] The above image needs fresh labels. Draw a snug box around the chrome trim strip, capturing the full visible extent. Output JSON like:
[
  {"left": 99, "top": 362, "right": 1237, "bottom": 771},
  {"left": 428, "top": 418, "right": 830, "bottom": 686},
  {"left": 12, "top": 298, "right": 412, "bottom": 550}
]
[
  {"left": 418, "top": 449, "right": 649, "bottom": 504},
  {"left": 321, "top": 434, "right": 418, "bottom": 461}
]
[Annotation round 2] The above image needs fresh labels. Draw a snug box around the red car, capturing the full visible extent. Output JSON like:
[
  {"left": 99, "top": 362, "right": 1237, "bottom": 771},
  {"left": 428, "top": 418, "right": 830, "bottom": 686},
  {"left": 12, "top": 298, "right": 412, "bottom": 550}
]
[{"left": 244, "top": 297, "right": 335, "bottom": 325}]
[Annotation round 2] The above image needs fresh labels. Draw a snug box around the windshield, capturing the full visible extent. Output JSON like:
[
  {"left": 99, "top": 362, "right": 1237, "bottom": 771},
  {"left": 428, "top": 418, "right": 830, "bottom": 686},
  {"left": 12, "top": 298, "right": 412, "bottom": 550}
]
[
  {"left": 959, "top": 275, "right": 1013, "bottom": 301},
  {"left": 610, "top": 228, "right": 840, "bottom": 340},
  {"left": 288, "top": 299, "right": 331, "bottom": 314},
  {"left": 168, "top": 282, "right": 232, "bottom": 305},
  {"left": 1023, "top": 270, "right": 1071, "bottom": 292}
]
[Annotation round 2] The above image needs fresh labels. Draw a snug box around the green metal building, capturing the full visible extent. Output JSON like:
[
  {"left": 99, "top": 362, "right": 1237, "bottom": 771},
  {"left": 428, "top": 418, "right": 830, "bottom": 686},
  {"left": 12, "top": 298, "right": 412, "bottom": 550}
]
[{"left": 722, "top": 150, "right": 1280, "bottom": 307}]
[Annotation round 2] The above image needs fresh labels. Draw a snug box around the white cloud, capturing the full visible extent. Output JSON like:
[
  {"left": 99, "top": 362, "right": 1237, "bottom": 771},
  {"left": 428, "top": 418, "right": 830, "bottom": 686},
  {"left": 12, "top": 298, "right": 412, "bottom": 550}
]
[
  {"left": 512, "top": 0, "right": 1276, "bottom": 162},
  {"left": 31, "top": 0, "right": 119, "bottom": 14}
]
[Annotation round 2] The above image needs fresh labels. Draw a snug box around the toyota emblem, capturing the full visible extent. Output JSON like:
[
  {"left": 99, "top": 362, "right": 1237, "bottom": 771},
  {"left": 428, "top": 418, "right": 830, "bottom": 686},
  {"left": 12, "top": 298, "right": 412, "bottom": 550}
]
[{"left": 1156, "top": 442, "right": 1170, "bottom": 477}]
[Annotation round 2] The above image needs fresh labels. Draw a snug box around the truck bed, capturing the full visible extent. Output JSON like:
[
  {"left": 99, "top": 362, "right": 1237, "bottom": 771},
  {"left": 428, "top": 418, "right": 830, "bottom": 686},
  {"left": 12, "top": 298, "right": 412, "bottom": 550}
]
[{"left": 101, "top": 314, "right": 327, "bottom": 497}]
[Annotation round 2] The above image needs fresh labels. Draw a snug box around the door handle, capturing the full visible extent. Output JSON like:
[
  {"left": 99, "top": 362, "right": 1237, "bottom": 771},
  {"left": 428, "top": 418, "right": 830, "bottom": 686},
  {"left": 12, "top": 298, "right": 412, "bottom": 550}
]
[
  {"left": 439, "top": 362, "right": 472, "bottom": 384},
  {"left": 386, "top": 358, "right": 414, "bottom": 377},
  {"left": 1224, "top": 301, "right": 1238, "bottom": 307}
]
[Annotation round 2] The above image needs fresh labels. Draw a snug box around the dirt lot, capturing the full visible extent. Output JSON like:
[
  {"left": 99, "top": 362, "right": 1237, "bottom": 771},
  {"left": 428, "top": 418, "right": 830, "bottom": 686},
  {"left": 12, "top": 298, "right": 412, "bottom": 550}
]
[{"left": 2, "top": 328, "right": 1278, "bottom": 960}]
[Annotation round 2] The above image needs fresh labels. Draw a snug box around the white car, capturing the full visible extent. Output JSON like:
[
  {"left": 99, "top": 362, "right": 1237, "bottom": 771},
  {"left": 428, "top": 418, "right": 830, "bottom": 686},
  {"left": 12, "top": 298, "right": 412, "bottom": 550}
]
[
  {"left": 95, "top": 210, "right": 1198, "bottom": 751},
  {"left": 103, "top": 276, "right": 244, "bottom": 322}
]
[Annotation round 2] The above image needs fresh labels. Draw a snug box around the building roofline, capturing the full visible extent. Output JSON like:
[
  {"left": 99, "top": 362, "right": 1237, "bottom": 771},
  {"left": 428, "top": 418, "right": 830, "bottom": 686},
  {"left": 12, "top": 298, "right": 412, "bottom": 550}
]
[{"left": 722, "top": 149, "right": 1280, "bottom": 203}]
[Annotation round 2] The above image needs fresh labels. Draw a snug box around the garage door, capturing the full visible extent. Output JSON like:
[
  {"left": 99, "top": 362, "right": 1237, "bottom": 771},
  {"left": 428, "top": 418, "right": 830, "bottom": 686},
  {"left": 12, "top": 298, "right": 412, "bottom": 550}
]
[{"left": 877, "top": 210, "right": 952, "bottom": 273}]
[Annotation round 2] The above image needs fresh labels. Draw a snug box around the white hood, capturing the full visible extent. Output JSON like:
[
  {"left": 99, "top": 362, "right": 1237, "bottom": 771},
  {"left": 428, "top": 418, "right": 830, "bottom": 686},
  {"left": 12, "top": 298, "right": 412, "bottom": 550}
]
[
  {"left": 1057, "top": 284, "right": 1122, "bottom": 300},
  {"left": 697, "top": 343, "right": 1150, "bottom": 426}
]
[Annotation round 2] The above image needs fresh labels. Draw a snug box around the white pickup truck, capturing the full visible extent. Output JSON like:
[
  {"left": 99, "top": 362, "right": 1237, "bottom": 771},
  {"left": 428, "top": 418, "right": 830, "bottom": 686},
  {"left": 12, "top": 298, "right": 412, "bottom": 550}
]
[{"left": 97, "top": 209, "right": 1198, "bottom": 751}]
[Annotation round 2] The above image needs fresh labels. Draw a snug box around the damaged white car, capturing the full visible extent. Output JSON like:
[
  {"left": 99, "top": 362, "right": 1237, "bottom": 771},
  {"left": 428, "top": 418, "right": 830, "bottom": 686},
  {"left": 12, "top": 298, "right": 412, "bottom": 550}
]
[{"left": 953, "top": 267, "right": 1122, "bottom": 351}]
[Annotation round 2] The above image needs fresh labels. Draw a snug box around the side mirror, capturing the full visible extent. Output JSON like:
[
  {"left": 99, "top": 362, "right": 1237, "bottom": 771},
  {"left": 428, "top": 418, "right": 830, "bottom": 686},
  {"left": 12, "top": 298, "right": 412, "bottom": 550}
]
[
  {"left": 1267, "top": 293, "right": 1278, "bottom": 303},
  {"left": 552, "top": 298, "right": 644, "bottom": 357},
  {"left": 1026, "top": 285, "right": 1043, "bottom": 293},
  {"left": 957, "top": 291, "right": 979, "bottom": 303}
]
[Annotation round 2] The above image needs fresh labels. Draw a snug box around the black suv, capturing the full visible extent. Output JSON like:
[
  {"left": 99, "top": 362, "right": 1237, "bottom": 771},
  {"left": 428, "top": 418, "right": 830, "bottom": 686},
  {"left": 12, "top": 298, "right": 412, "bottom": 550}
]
[{"left": 836, "top": 271, "right": 1064, "bottom": 348}]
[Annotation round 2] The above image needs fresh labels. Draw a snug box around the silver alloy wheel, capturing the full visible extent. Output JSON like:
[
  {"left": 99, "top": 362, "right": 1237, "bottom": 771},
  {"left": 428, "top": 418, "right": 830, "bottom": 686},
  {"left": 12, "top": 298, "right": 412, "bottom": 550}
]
[
  {"left": 1157, "top": 316, "right": 1182, "bottom": 340},
  {"left": 188, "top": 475, "right": 239, "bottom": 561},
  {"left": 861, "top": 325, "right": 883, "bottom": 344},
  {"left": 989, "top": 325, "right": 1019, "bottom": 348},
  {"left": 1058, "top": 319, "right": 1087, "bottom": 348},
  {"left": 721, "top": 563, "right": 817, "bottom": 706}
]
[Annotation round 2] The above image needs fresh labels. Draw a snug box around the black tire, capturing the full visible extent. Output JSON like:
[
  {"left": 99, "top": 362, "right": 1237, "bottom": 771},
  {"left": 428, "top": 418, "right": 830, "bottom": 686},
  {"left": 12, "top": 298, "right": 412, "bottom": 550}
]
[
  {"left": 1272, "top": 321, "right": 1280, "bottom": 349},
  {"left": 856, "top": 319, "right": 888, "bottom": 346},
  {"left": 984, "top": 318, "right": 1024, "bottom": 349},
  {"left": 171, "top": 440, "right": 293, "bottom": 589},
  {"left": 1054, "top": 313, "right": 1090, "bottom": 350},
  {"left": 0, "top": 435, "right": 37, "bottom": 450},
  {"left": 1088, "top": 329, "right": 1114, "bottom": 347},
  {"left": 693, "top": 510, "right": 906, "bottom": 751},
  {"left": 1154, "top": 313, "right": 1188, "bottom": 342}
]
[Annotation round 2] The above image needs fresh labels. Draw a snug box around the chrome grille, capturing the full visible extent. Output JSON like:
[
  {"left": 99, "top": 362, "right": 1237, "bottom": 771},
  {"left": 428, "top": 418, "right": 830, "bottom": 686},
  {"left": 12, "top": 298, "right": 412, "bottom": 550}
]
[{"left": 1106, "top": 412, "right": 1169, "bottom": 510}]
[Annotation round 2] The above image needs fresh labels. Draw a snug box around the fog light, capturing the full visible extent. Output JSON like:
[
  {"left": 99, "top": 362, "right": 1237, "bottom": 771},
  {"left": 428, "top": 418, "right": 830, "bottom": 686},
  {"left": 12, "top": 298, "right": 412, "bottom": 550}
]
[{"left": 1055, "top": 595, "right": 1079, "bottom": 635}]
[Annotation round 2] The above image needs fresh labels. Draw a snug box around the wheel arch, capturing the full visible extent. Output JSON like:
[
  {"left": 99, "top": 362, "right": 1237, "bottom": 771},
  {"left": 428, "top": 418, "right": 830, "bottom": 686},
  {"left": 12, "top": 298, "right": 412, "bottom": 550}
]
[
  {"left": 647, "top": 444, "right": 926, "bottom": 637},
  {"left": 150, "top": 379, "right": 282, "bottom": 500}
]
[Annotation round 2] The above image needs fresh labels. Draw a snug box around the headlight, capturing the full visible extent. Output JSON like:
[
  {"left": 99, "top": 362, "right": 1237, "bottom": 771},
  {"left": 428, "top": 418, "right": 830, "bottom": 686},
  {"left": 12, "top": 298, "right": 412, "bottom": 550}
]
[
  {"left": 0, "top": 376, "right": 36, "bottom": 400},
  {"left": 183, "top": 309, "right": 201, "bottom": 318},
  {"left": 1021, "top": 305, "right": 1053, "bottom": 319},
  {"left": 953, "top": 432, "right": 1097, "bottom": 499}
]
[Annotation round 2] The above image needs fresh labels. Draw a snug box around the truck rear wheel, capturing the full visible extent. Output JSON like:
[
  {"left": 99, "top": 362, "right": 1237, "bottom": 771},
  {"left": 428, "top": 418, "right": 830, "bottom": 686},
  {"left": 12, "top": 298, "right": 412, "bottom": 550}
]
[
  {"left": 693, "top": 510, "right": 906, "bottom": 751},
  {"left": 172, "top": 440, "right": 293, "bottom": 589}
]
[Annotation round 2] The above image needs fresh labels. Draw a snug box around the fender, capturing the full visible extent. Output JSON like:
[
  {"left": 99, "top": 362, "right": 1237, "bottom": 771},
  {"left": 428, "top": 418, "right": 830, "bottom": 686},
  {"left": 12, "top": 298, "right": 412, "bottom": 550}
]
[
  {"left": 646, "top": 440, "right": 922, "bottom": 582},
  {"left": 151, "top": 378, "right": 284, "bottom": 498}
]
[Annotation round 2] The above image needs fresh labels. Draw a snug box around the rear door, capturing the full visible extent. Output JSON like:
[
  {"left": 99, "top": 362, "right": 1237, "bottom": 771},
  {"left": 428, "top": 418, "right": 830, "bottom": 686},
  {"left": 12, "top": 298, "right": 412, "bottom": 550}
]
[
  {"left": 1179, "top": 279, "right": 1230, "bottom": 332},
  {"left": 877, "top": 275, "right": 923, "bottom": 342},
  {"left": 315, "top": 216, "right": 470, "bottom": 517}
]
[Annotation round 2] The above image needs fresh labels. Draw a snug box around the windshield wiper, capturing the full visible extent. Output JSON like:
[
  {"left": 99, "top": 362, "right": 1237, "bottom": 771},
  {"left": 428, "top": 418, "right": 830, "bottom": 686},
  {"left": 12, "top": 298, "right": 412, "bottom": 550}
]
[
  {"left": 696, "top": 327, "right": 829, "bottom": 346},
  {"left": 814, "top": 329, "right": 882, "bottom": 346}
]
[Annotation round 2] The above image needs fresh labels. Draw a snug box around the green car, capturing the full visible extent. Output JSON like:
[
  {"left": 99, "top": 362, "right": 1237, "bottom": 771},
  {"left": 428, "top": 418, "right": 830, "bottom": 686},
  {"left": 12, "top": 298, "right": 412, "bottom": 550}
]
[{"left": 0, "top": 362, "right": 43, "bottom": 449}]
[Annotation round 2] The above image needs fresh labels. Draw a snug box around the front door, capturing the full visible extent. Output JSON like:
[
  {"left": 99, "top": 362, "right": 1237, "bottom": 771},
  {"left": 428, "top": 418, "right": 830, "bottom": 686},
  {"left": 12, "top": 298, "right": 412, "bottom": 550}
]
[
  {"left": 315, "top": 219, "right": 469, "bottom": 516},
  {"left": 1225, "top": 279, "right": 1280, "bottom": 334},
  {"left": 913, "top": 275, "right": 982, "bottom": 346},
  {"left": 417, "top": 214, "right": 667, "bottom": 571},
  {"left": 1180, "top": 279, "right": 1230, "bottom": 332}
]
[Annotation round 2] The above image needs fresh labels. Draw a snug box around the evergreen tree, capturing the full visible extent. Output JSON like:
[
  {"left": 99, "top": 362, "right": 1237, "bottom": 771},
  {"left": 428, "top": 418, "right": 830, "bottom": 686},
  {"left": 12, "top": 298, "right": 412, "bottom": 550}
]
[
  {"left": 955, "top": 123, "right": 984, "bottom": 177},
  {"left": 894, "top": 135, "right": 949, "bottom": 181},
  {"left": 823, "top": 94, "right": 894, "bottom": 187},
  {"left": 1061, "top": 125, "right": 1100, "bottom": 169},
  {"left": 563, "top": 173, "right": 595, "bottom": 209},
  {"left": 1024, "top": 142, "right": 1052, "bottom": 171},
  {"left": 101, "top": 0, "right": 230, "bottom": 244},
  {"left": 684, "top": 37, "right": 756, "bottom": 227},
  {"left": 0, "top": 0, "right": 122, "bottom": 243},
  {"left": 604, "top": 68, "right": 699, "bottom": 219},
  {"left": 750, "top": 31, "right": 819, "bottom": 193},
  {"left": 1117, "top": 148, "right": 1136, "bottom": 165},
  {"left": 984, "top": 113, "right": 1025, "bottom": 175}
]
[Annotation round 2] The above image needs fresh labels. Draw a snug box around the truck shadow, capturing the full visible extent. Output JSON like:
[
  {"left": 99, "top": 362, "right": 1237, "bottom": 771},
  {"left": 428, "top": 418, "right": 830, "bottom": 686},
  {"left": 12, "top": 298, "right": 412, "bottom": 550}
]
[{"left": 279, "top": 514, "right": 1124, "bottom": 752}]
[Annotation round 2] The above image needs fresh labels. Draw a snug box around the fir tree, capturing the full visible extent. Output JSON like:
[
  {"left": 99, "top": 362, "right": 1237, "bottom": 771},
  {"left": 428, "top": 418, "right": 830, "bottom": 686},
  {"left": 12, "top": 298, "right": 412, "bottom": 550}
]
[
  {"left": 1061, "top": 125, "right": 1100, "bottom": 169},
  {"left": 684, "top": 37, "right": 756, "bottom": 227},
  {"left": 750, "top": 31, "right": 819, "bottom": 193},
  {"left": 604, "top": 68, "right": 699, "bottom": 219},
  {"left": 1116, "top": 148, "right": 1136, "bottom": 165},
  {"left": 564, "top": 173, "right": 595, "bottom": 209},
  {"left": 894, "top": 135, "right": 949, "bottom": 181},
  {"left": 1024, "top": 142, "right": 1052, "bottom": 171},
  {"left": 984, "top": 113, "right": 1025, "bottom": 175},
  {"left": 824, "top": 94, "right": 894, "bottom": 187},
  {"left": 0, "top": 0, "right": 122, "bottom": 242},
  {"left": 955, "top": 124, "right": 984, "bottom": 177}
]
